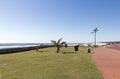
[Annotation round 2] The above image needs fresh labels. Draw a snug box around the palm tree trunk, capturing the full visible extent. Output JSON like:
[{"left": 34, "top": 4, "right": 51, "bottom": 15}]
[{"left": 57, "top": 46, "right": 60, "bottom": 53}]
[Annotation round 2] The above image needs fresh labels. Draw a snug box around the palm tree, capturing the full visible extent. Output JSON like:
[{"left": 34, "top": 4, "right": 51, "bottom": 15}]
[
  {"left": 51, "top": 38, "right": 66, "bottom": 53},
  {"left": 91, "top": 28, "right": 99, "bottom": 47}
]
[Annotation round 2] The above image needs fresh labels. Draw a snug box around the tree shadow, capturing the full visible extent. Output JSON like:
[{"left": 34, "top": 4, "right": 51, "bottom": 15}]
[
  {"left": 62, "top": 51, "right": 76, "bottom": 54},
  {"left": 38, "top": 51, "right": 44, "bottom": 52}
]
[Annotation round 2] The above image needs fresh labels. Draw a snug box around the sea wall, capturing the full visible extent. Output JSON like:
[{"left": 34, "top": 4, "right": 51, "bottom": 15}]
[{"left": 0, "top": 45, "right": 54, "bottom": 54}]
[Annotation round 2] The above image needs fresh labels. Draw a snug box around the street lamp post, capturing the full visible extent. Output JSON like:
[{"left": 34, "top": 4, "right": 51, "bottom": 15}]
[{"left": 91, "top": 28, "right": 99, "bottom": 47}]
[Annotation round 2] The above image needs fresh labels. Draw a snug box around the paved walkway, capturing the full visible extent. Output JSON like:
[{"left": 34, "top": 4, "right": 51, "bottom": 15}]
[{"left": 92, "top": 46, "right": 120, "bottom": 79}]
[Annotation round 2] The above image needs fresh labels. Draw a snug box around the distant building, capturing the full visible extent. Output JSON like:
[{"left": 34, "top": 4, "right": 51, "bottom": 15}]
[{"left": 101, "top": 41, "right": 120, "bottom": 45}]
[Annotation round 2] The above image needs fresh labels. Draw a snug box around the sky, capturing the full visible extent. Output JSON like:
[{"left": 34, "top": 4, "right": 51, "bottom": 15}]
[{"left": 0, "top": 0, "right": 120, "bottom": 43}]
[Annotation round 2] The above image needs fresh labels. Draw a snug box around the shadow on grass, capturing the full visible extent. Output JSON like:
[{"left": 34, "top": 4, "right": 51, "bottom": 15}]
[
  {"left": 62, "top": 51, "right": 76, "bottom": 54},
  {"left": 38, "top": 51, "right": 44, "bottom": 52}
]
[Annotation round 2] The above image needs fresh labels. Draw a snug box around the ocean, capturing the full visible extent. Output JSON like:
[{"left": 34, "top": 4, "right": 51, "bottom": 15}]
[
  {"left": 0, "top": 43, "right": 53, "bottom": 49},
  {"left": 0, "top": 43, "right": 80, "bottom": 49}
]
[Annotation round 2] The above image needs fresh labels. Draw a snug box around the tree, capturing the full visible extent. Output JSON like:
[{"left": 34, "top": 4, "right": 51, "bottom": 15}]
[
  {"left": 91, "top": 28, "right": 99, "bottom": 47},
  {"left": 51, "top": 38, "right": 66, "bottom": 53}
]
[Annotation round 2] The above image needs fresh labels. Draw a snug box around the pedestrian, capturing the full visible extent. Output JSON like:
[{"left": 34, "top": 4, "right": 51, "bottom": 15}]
[
  {"left": 65, "top": 43, "right": 67, "bottom": 48},
  {"left": 36, "top": 46, "right": 39, "bottom": 52}
]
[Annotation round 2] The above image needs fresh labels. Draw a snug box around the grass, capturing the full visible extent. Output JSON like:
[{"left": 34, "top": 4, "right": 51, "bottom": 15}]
[{"left": 0, "top": 46, "right": 103, "bottom": 79}]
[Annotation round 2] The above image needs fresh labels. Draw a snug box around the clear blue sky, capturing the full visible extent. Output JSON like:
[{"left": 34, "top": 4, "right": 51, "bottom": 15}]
[{"left": 0, "top": 0, "right": 120, "bottom": 43}]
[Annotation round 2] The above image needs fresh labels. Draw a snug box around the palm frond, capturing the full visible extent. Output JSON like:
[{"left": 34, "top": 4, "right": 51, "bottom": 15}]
[
  {"left": 60, "top": 42, "right": 66, "bottom": 45},
  {"left": 57, "top": 38, "right": 63, "bottom": 45},
  {"left": 51, "top": 40, "right": 57, "bottom": 46},
  {"left": 59, "top": 42, "right": 66, "bottom": 46}
]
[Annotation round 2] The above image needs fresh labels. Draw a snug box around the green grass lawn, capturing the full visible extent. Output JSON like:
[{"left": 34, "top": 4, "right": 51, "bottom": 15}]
[{"left": 0, "top": 47, "right": 103, "bottom": 79}]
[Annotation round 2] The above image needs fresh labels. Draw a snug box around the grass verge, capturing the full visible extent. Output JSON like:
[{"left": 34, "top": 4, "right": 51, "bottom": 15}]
[{"left": 0, "top": 46, "right": 103, "bottom": 79}]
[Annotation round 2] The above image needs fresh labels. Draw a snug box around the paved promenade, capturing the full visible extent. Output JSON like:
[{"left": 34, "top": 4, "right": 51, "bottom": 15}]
[{"left": 92, "top": 46, "right": 120, "bottom": 79}]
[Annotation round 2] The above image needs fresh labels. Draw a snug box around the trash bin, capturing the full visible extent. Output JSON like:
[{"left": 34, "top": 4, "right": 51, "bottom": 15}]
[
  {"left": 88, "top": 48, "right": 91, "bottom": 53},
  {"left": 74, "top": 46, "right": 79, "bottom": 51}
]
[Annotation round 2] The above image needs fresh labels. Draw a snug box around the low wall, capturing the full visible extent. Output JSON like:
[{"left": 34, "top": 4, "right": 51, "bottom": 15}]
[{"left": 0, "top": 45, "right": 54, "bottom": 54}]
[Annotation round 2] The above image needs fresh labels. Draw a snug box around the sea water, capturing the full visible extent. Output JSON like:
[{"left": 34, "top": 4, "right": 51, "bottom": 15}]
[
  {"left": 0, "top": 43, "right": 51, "bottom": 49},
  {"left": 0, "top": 43, "right": 84, "bottom": 49}
]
